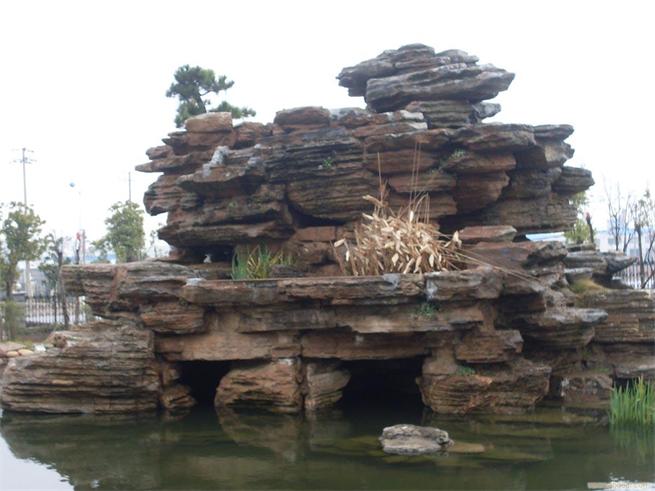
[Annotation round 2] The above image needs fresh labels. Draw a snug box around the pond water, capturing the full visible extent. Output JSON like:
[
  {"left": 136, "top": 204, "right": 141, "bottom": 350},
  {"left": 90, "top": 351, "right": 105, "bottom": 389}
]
[{"left": 0, "top": 400, "right": 653, "bottom": 490}]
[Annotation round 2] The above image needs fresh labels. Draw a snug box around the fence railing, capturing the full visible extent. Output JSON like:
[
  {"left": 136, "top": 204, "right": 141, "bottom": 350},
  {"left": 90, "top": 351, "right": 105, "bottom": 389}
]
[
  {"left": 23, "top": 296, "right": 89, "bottom": 326},
  {"left": 618, "top": 261, "right": 655, "bottom": 289}
]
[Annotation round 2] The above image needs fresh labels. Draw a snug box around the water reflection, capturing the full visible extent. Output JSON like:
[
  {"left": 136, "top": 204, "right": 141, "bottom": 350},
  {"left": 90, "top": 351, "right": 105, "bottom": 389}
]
[{"left": 0, "top": 405, "right": 653, "bottom": 490}]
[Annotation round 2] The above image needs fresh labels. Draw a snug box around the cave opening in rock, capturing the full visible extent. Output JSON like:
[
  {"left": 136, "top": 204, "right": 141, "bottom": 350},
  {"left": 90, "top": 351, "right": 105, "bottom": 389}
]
[
  {"left": 339, "top": 357, "right": 424, "bottom": 410},
  {"left": 178, "top": 361, "right": 231, "bottom": 406}
]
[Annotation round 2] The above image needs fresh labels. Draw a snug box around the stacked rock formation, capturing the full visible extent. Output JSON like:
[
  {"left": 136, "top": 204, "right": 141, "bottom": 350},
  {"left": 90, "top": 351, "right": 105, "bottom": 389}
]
[
  {"left": 139, "top": 44, "right": 590, "bottom": 272},
  {"left": 1, "top": 44, "right": 651, "bottom": 416}
]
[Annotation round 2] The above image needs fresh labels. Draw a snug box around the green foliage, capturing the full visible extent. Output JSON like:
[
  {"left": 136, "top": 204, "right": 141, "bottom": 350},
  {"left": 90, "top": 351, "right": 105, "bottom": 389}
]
[
  {"left": 166, "top": 65, "right": 255, "bottom": 127},
  {"left": 610, "top": 377, "right": 655, "bottom": 427},
  {"left": 38, "top": 235, "right": 70, "bottom": 294},
  {"left": 231, "top": 250, "right": 249, "bottom": 280},
  {"left": 95, "top": 201, "right": 145, "bottom": 263},
  {"left": 569, "top": 191, "right": 589, "bottom": 210},
  {"left": 565, "top": 192, "right": 592, "bottom": 245},
  {"left": 231, "top": 245, "right": 293, "bottom": 280},
  {"left": 456, "top": 365, "right": 476, "bottom": 376},
  {"left": 564, "top": 192, "right": 591, "bottom": 244},
  {"left": 91, "top": 241, "right": 110, "bottom": 263},
  {"left": 564, "top": 218, "right": 591, "bottom": 245},
  {"left": 0, "top": 300, "right": 26, "bottom": 340},
  {"left": 416, "top": 302, "right": 437, "bottom": 318},
  {"left": 320, "top": 157, "right": 334, "bottom": 169},
  {"left": 449, "top": 148, "right": 467, "bottom": 160},
  {"left": 0, "top": 203, "right": 46, "bottom": 297}
]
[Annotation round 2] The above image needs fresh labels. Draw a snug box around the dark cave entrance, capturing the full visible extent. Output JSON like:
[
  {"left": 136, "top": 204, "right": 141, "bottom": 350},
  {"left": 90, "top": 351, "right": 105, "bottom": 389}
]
[
  {"left": 339, "top": 357, "right": 424, "bottom": 411},
  {"left": 178, "top": 361, "right": 231, "bottom": 406}
]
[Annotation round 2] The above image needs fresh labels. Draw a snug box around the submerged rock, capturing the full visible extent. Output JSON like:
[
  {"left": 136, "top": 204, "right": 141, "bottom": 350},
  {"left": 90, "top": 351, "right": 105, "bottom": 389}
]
[{"left": 379, "top": 424, "right": 453, "bottom": 455}]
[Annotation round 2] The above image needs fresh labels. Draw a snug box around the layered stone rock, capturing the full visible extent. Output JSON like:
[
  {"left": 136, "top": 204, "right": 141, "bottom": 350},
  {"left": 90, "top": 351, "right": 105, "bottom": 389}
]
[
  {"left": 12, "top": 247, "right": 583, "bottom": 415},
  {"left": 137, "top": 43, "right": 588, "bottom": 261},
  {"left": 0, "top": 321, "right": 159, "bottom": 413},
  {"left": 550, "top": 371, "right": 613, "bottom": 407},
  {"left": 215, "top": 359, "right": 303, "bottom": 414},
  {"left": 60, "top": 261, "right": 238, "bottom": 331},
  {"left": 419, "top": 358, "right": 551, "bottom": 415},
  {"left": 564, "top": 249, "right": 637, "bottom": 284},
  {"left": 337, "top": 44, "right": 513, "bottom": 114},
  {"left": 157, "top": 361, "right": 195, "bottom": 412},
  {"left": 3, "top": 43, "right": 640, "bottom": 419},
  {"left": 578, "top": 289, "right": 655, "bottom": 380},
  {"left": 302, "top": 361, "right": 350, "bottom": 411},
  {"left": 511, "top": 308, "right": 607, "bottom": 349}
]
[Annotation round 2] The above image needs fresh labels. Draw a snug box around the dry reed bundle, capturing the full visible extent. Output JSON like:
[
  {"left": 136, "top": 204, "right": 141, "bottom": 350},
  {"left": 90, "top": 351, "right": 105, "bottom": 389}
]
[
  {"left": 334, "top": 183, "right": 462, "bottom": 276},
  {"left": 334, "top": 150, "right": 536, "bottom": 280}
]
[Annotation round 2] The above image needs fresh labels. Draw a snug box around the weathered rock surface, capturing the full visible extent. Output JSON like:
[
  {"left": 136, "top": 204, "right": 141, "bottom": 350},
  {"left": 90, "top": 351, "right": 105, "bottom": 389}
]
[
  {"left": 455, "top": 329, "right": 523, "bottom": 364},
  {"left": 577, "top": 289, "right": 655, "bottom": 381},
  {"left": 564, "top": 251, "right": 637, "bottom": 282},
  {"left": 419, "top": 358, "right": 551, "bottom": 414},
  {"left": 135, "top": 44, "right": 587, "bottom": 258},
  {"left": 405, "top": 100, "right": 500, "bottom": 128},
  {"left": 458, "top": 225, "right": 517, "bottom": 244},
  {"left": 578, "top": 289, "right": 654, "bottom": 344},
  {"left": 551, "top": 371, "right": 612, "bottom": 406},
  {"left": 379, "top": 424, "right": 453, "bottom": 455},
  {"left": 338, "top": 44, "right": 513, "bottom": 112},
  {"left": 4, "top": 43, "right": 643, "bottom": 418},
  {"left": 0, "top": 342, "right": 27, "bottom": 357},
  {"left": 215, "top": 359, "right": 303, "bottom": 413},
  {"left": 0, "top": 321, "right": 159, "bottom": 413},
  {"left": 511, "top": 308, "right": 607, "bottom": 348},
  {"left": 302, "top": 361, "right": 350, "bottom": 411}
]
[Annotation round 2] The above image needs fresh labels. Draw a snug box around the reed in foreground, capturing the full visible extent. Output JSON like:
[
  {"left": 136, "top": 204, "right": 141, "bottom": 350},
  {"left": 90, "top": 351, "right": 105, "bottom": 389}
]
[{"left": 609, "top": 377, "right": 655, "bottom": 427}]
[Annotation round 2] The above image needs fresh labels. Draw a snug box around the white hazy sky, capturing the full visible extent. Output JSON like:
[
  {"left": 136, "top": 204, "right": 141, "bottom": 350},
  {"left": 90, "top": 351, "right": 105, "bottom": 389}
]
[{"left": 0, "top": 0, "right": 653, "bottom": 243}]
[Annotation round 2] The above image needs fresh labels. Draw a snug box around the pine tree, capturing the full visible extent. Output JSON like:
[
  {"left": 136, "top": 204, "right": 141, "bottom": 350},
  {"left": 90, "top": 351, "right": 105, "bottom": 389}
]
[{"left": 166, "top": 65, "right": 255, "bottom": 127}]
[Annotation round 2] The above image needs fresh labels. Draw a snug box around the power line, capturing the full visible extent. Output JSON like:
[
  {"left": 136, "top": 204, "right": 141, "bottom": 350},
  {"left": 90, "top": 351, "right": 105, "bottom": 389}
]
[
  {"left": 10, "top": 147, "right": 36, "bottom": 298},
  {"left": 11, "top": 147, "right": 35, "bottom": 206}
]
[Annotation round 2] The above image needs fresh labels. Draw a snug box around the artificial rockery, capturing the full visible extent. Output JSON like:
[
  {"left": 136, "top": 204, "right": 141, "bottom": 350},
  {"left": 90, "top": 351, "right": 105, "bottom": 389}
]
[{"left": 1, "top": 44, "right": 653, "bottom": 415}]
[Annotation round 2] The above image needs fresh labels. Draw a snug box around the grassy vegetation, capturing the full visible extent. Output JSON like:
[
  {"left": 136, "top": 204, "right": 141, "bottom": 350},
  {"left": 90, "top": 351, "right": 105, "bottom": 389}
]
[
  {"left": 609, "top": 377, "right": 655, "bottom": 427},
  {"left": 456, "top": 365, "right": 476, "bottom": 376},
  {"left": 231, "top": 245, "right": 293, "bottom": 280},
  {"left": 321, "top": 157, "right": 334, "bottom": 169},
  {"left": 569, "top": 278, "right": 606, "bottom": 295},
  {"left": 0, "top": 300, "right": 25, "bottom": 340},
  {"left": 448, "top": 148, "right": 467, "bottom": 160},
  {"left": 416, "top": 302, "right": 437, "bottom": 318}
]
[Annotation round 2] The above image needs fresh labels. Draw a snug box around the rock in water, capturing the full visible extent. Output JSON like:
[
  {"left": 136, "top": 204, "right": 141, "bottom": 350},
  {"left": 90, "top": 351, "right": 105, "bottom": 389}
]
[{"left": 379, "top": 424, "right": 453, "bottom": 455}]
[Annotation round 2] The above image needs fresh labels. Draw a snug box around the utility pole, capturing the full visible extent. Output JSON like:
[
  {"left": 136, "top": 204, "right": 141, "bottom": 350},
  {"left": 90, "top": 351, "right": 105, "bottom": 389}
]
[
  {"left": 12, "top": 148, "right": 35, "bottom": 297},
  {"left": 128, "top": 171, "right": 132, "bottom": 202}
]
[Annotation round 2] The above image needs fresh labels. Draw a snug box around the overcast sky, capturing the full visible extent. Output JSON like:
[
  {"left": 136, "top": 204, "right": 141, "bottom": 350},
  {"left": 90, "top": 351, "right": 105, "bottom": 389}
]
[{"left": 0, "top": 0, "right": 653, "bottom": 244}]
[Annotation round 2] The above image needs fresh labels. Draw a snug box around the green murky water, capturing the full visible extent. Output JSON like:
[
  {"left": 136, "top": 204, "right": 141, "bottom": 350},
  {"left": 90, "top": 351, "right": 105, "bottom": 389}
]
[{"left": 0, "top": 401, "right": 653, "bottom": 490}]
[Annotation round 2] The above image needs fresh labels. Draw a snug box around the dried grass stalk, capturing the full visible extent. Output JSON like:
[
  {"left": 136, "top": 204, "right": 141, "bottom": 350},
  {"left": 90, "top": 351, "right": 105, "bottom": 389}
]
[{"left": 334, "top": 183, "right": 462, "bottom": 276}]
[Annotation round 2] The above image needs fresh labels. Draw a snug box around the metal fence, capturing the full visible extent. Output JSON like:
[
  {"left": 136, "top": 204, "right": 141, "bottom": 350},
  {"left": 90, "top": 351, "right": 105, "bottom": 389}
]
[
  {"left": 618, "top": 261, "right": 655, "bottom": 289},
  {"left": 23, "top": 296, "right": 89, "bottom": 326}
]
